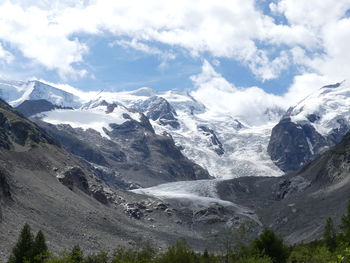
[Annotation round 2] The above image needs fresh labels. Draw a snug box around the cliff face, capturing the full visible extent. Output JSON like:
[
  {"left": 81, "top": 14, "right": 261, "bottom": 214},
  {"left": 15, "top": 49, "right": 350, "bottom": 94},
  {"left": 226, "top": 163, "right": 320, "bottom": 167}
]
[
  {"left": 268, "top": 82, "right": 350, "bottom": 173},
  {"left": 267, "top": 117, "right": 328, "bottom": 172}
]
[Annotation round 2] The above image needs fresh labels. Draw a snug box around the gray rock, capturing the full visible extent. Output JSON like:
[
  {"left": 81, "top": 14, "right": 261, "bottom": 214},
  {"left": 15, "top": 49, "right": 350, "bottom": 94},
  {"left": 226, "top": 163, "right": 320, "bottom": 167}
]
[
  {"left": 58, "top": 167, "right": 90, "bottom": 194},
  {"left": 133, "top": 96, "right": 180, "bottom": 129},
  {"left": 268, "top": 117, "right": 328, "bottom": 172}
]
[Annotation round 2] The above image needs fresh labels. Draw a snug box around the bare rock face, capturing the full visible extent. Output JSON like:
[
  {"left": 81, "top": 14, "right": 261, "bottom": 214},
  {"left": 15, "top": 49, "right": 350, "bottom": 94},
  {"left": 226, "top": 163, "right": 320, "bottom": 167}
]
[
  {"left": 16, "top": 99, "right": 72, "bottom": 118},
  {"left": 268, "top": 83, "right": 350, "bottom": 173},
  {"left": 133, "top": 96, "right": 180, "bottom": 129},
  {"left": 274, "top": 176, "right": 311, "bottom": 200},
  {"left": 198, "top": 125, "right": 224, "bottom": 156},
  {"left": 58, "top": 167, "right": 90, "bottom": 194},
  {"left": 35, "top": 106, "right": 210, "bottom": 188},
  {"left": 268, "top": 117, "right": 328, "bottom": 172}
]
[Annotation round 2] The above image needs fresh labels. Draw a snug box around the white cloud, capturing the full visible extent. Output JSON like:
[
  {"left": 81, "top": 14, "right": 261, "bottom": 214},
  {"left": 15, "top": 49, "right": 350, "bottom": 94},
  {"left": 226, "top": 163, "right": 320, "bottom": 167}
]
[
  {"left": 268, "top": 0, "right": 350, "bottom": 100},
  {"left": 0, "top": 0, "right": 324, "bottom": 81},
  {"left": 0, "top": 43, "right": 14, "bottom": 64},
  {"left": 0, "top": 0, "right": 349, "bottom": 90},
  {"left": 111, "top": 39, "right": 175, "bottom": 70},
  {"left": 190, "top": 60, "right": 344, "bottom": 125},
  {"left": 190, "top": 60, "right": 286, "bottom": 125},
  {"left": 0, "top": 2, "right": 88, "bottom": 77}
]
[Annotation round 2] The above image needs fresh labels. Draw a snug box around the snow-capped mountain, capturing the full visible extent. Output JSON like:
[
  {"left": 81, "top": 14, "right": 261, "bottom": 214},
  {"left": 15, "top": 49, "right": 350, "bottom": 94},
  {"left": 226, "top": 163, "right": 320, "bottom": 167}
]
[
  {"left": 268, "top": 81, "right": 350, "bottom": 172},
  {"left": 6, "top": 78, "right": 350, "bottom": 180},
  {"left": 0, "top": 79, "right": 285, "bottom": 180},
  {"left": 80, "top": 88, "right": 284, "bottom": 179},
  {"left": 5, "top": 77, "right": 350, "bottom": 221},
  {"left": 0, "top": 79, "right": 81, "bottom": 108}
]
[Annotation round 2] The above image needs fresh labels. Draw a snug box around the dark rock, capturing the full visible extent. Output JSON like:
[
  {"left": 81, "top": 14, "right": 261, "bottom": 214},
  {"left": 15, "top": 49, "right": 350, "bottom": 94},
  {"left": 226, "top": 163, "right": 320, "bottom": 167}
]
[
  {"left": 58, "top": 167, "right": 90, "bottom": 194},
  {"left": 198, "top": 125, "right": 224, "bottom": 155},
  {"left": 92, "top": 189, "right": 109, "bottom": 205},
  {"left": 155, "top": 202, "right": 167, "bottom": 210},
  {"left": 133, "top": 96, "right": 180, "bottom": 129},
  {"left": 0, "top": 169, "right": 11, "bottom": 200},
  {"left": 268, "top": 117, "right": 327, "bottom": 172},
  {"left": 306, "top": 114, "right": 320, "bottom": 123},
  {"left": 274, "top": 176, "right": 311, "bottom": 200},
  {"left": 125, "top": 206, "right": 143, "bottom": 219},
  {"left": 16, "top": 99, "right": 72, "bottom": 118}
]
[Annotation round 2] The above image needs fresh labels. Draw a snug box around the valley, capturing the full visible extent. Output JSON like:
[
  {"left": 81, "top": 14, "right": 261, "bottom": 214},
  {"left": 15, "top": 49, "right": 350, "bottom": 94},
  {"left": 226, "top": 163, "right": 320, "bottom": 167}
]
[{"left": 1, "top": 79, "right": 350, "bottom": 257}]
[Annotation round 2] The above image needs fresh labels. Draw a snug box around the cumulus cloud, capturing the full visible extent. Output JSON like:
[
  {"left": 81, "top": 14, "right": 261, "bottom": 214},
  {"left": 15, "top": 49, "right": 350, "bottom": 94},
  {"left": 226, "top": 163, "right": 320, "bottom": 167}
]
[
  {"left": 0, "top": 0, "right": 349, "bottom": 93},
  {"left": 0, "top": 0, "right": 328, "bottom": 80},
  {"left": 190, "top": 60, "right": 346, "bottom": 126},
  {"left": 0, "top": 2, "right": 88, "bottom": 77},
  {"left": 270, "top": 0, "right": 350, "bottom": 98},
  {"left": 111, "top": 39, "right": 176, "bottom": 70},
  {"left": 0, "top": 43, "right": 14, "bottom": 64},
  {"left": 190, "top": 61, "right": 286, "bottom": 125}
]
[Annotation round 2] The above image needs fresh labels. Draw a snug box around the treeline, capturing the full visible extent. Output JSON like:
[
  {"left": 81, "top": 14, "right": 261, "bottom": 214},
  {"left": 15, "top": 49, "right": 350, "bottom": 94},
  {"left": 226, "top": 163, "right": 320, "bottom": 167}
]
[{"left": 7, "top": 202, "right": 350, "bottom": 263}]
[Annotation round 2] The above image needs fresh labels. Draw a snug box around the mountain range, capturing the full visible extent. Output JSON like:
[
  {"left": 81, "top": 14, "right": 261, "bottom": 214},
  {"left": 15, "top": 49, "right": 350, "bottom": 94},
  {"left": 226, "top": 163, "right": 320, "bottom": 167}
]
[{"left": 1, "top": 78, "right": 350, "bottom": 257}]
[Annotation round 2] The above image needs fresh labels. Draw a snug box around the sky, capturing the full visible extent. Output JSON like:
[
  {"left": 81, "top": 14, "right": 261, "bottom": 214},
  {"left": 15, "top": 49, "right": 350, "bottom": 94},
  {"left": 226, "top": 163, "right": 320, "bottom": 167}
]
[{"left": 0, "top": 0, "right": 350, "bottom": 107}]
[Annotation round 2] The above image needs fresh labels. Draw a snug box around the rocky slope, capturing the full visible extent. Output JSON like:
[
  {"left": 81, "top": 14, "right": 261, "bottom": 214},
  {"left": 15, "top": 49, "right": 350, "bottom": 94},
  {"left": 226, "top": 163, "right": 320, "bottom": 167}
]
[
  {"left": 0, "top": 99, "right": 242, "bottom": 259},
  {"left": 268, "top": 82, "right": 350, "bottom": 172},
  {"left": 16, "top": 99, "right": 72, "bottom": 118},
  {"left": 27, "top": 100, "right": 210, "bottom": 187},
  {"left": 219, "top": 130, "right": 350, "bottom": 243}
]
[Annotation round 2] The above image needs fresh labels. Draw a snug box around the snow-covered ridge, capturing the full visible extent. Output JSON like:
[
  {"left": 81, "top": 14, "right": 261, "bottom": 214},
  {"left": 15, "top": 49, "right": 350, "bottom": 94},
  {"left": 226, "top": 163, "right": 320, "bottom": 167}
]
[
  {"left": 289, "top": 81, "right": 350, "bottom": 136},
  {"left": 0, "top": 79, "right": 82, "bottom": 108},
  {"left": 40, "top": 104, "right": 142, "bottom": 138}
]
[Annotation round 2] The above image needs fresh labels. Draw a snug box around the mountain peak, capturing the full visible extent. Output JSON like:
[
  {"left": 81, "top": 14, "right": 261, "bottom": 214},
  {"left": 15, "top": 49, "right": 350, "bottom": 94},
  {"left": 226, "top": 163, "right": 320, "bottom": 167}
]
[{"left": 128, "top": 87, "right": 156, "bottom": 97}]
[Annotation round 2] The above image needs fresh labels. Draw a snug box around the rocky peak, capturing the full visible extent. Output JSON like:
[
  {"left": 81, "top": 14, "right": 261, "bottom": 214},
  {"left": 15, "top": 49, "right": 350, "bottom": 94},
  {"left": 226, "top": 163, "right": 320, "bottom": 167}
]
[
  {"left": 268, "top": 82, "right": 350, "bottom": 172},
  {"left": 133, "top": 96, "right": 180, "bottom": 129},
  {"left": 198, "top": 125, "right": 224, "bottom": 156}
]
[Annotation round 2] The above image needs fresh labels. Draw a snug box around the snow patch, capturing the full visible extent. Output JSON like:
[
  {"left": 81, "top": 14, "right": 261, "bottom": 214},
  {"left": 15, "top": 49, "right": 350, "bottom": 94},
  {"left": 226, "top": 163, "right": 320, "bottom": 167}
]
[{"left": 41, "top": 105, "right": 141, "bottom": 138}]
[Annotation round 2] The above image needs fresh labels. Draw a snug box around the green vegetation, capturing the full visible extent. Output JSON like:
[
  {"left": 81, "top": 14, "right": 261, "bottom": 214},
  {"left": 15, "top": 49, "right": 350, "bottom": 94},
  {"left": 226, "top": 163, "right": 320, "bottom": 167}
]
[
  {"left": 8, "top": 224, "right": 49, "bottom": 263},
  {"left": 8, "top": 202, "right": 350, "bottom": 263}
]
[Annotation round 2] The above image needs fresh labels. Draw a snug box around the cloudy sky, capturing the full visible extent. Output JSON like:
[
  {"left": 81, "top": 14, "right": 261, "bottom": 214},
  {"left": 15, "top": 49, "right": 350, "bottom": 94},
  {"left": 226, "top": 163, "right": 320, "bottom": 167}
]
[{"left": 0, "top": 0, "right": 350, "bottom": 105}]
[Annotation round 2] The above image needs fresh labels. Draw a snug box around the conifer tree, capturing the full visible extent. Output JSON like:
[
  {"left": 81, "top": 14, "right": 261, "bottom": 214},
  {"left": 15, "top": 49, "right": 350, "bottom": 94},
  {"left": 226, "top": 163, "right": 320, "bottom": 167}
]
[
  {"left": 253, "top": 229, "right": 288, "bottom": 263},
  {"left": 8, "top": 224, "right": 33, "bottom": 263},
  {"left": 323, "top": 217, "right": 337, "bottom": 252},
  {"left": 341, "top": 201, "right": 350, "bottom": 243},
  {"left": 32, "top": 230, "right": 48, "bottom": 263},
  {"left": 70, "top": 245, "right": 83, "bottom": 263}
]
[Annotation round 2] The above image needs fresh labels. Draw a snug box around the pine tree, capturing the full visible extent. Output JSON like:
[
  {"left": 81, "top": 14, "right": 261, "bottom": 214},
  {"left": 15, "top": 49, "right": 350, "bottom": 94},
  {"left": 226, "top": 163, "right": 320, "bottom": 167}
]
[
  {"left": 70, "top": 245, "right": 83, "bottom": 263},
  {"left": 323, "top": 217, "right": 337, "bottom": 252},
  {"left": 341, "top": 201, "right": 350, "bottom": 243},
  {"left": 8, "top": 224, "right": 33, "bottom": 263},
  {"left": 253, "top": 229, "right": 288, "bottom": 263},
  {"left": 32, "top": 231, "right": 48, "bottom": 263}
]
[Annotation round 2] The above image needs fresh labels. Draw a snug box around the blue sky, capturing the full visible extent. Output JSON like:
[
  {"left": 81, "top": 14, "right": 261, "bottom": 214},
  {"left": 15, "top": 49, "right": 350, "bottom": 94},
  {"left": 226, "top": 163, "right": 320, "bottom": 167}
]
[
  {"left": 0, "top": 32, "right": 295, "bottom": 95},
  {"left": 0, "top": 0, "right": 350, "bottom": 102}
]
